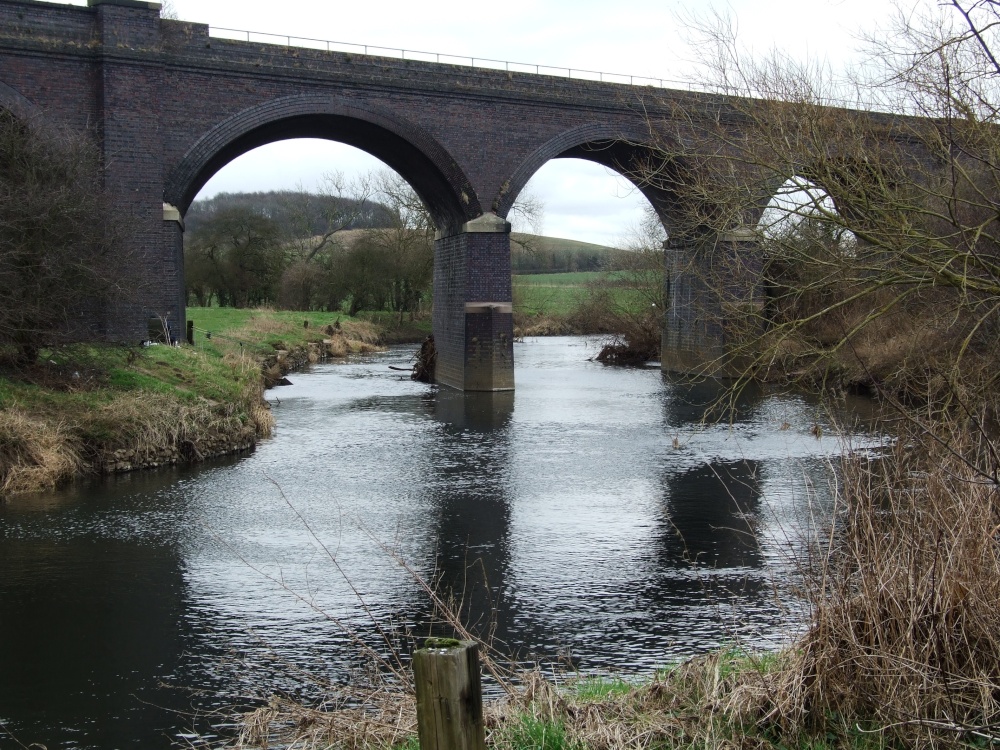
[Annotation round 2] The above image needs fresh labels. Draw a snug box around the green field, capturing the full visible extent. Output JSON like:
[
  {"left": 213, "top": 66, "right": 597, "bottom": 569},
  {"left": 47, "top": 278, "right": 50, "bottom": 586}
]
[
  {"left": 187, "top": 307, "right": 430, "bottom": 348},
  {"left": 512, "top": 272, "right": 599, "bottom": 316},
  {"left": 186, "top": 307, "right": 350, "bottom": 347},
  {"left": 513, "top": 271, "right": 605, "bottom": 286},
  {"left": 512, "top": 271, "right": 656, "bottom": 317}
]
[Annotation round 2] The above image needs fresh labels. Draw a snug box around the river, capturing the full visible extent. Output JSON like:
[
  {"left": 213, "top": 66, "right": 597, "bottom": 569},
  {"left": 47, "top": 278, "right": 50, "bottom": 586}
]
[{"left": 0, "top": 337, "right": 879, "bottom": 749}]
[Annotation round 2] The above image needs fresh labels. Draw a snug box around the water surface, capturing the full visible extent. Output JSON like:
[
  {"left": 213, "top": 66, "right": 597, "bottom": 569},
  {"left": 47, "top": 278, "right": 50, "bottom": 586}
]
[{"left": 0, "top": 337, "right": 876, "bottom": 748}]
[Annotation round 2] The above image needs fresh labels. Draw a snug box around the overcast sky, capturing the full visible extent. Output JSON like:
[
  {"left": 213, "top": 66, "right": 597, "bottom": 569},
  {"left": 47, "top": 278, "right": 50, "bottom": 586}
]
[{"left": 45, "top": 0, "right": 905, "bottom": 243}]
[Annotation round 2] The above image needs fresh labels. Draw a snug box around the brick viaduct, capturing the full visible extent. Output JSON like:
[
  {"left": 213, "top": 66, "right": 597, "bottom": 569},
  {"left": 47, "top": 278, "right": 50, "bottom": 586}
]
[{"left": 0, "top": 0, "right": 929, "bottom": 390}]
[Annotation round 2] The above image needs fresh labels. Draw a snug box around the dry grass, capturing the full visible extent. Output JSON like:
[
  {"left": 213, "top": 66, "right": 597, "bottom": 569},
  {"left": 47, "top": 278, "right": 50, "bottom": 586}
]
[
  {"left": 231, "top": 310, "right": 291, "bottom": 338},
  {"left": 760, "top": 290, "right": 984, "bottom": 401},
  {"left": 223, "top": 654, "right": 809, "bottom": 750},
  {"left": 233, "top": 689, "right": 416, "bottom": 750},
  {"left": 0, "top": 410, "right": 84, "bottom": 494},
  {"left": 225, "top": 311, "right": 383, "bottom": 357},
  {"left": 0, "top": 346, "right": 274, "bottom": 496},
  {"left": 224, "top": 351, "right": 275, "bottom": 437},
  {"left": 745, "top": 425, "right": 1000, "bottom": 748},
  {"left": 340, "top": 320, "right": 382, "bottom": 345},
  {"left": 83, "top": 390, "right": 262, "bottom": 470},
  {"left": 324, "top": 325, "right": 383, "bottom": 358},
  {"left": 513, "top": 316, "right": 581, "bottom": 337}
]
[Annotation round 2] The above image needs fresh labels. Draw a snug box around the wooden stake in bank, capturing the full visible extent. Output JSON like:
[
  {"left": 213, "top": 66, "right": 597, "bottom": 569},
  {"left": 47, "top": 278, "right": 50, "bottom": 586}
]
[{"left": 413, "top": 638, "right": 486, "bottom": 750}]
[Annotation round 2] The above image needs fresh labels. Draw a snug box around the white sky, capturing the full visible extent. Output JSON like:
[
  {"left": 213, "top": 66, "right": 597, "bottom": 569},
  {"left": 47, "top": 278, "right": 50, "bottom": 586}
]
[{"left": 45, "top": 0, "right": 905, "bottom": 244}]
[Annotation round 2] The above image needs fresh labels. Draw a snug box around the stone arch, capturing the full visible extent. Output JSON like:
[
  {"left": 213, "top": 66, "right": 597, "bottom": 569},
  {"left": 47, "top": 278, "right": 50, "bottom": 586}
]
[
  {"left": 493, "top": 123, "right": 683, "bottom": 232},
  {"left": 165, "top": 95, "right": 480, "bottom": 233}
]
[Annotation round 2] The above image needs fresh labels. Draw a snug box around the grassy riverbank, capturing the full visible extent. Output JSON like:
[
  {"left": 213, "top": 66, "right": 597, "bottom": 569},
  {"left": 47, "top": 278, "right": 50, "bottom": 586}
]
[{"left": 0, "top": 308, "right": 399, "bottom": 497}]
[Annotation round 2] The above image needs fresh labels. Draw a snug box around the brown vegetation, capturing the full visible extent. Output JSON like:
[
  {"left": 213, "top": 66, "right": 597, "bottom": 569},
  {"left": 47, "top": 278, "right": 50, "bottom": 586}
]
[
  {"left": 0, "top": 410, "right": 83, "bottom": 495},
  {"left": 752, "top": 426, "right": 1000, "bottom": 746}
]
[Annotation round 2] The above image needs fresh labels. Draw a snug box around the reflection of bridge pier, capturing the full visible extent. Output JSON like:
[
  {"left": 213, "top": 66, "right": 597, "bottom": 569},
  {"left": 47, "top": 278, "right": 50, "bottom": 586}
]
[
  {"left": 662, "top": 374, "right": 764, "bottom": 427},
  {"left": 659, "top": 375, "right": 767, "bottom": 564},
  {"left": 659, "top": 459, "right": 764, "bottom": 570},
  {"left": 660, "top": 377, "right": 765, "bottom": 570},
  {"left": 411, "top": 390, "right": 518, "bottom": 644}
]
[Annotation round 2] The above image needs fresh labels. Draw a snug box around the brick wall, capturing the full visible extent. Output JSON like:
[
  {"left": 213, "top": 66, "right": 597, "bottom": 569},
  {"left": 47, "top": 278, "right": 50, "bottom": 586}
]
[
  {"left": 433, "top": 233, "right": 467, "bottom": 389},
  {"left": 0, "top": 0, "right": 917, "bottom": 381}
]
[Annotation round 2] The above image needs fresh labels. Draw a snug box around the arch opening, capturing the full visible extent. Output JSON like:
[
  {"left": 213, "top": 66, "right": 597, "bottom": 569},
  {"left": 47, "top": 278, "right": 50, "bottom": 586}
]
[
  {"left": 505, "top": 153, "right": 666, "bottom": 365},
  {"left": 759, "top": 176, "right": 853, "bottom": 244},
  {"left": 184, "top": 138, "right": 437, "bottom": 321},
  {"left": 496, "top": 130, "right": 683, "bottom": 237},
  {"left": 755, "top": 175, "right": 863, "bottom": 360},
  {"left": 166, "top": 104, "right": 479, "bottom": 235},
  {"left": 757, "top": 176, "right": 857, "bottom": 279}
]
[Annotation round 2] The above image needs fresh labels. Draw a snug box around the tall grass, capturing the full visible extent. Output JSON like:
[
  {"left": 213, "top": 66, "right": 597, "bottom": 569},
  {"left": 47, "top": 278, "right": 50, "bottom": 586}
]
[
  {"left": 0, "top": 410, "right": 83, "bottom": 495},
  {"left": 747, "top": 424, "right": 1000, "bottom": 747}
]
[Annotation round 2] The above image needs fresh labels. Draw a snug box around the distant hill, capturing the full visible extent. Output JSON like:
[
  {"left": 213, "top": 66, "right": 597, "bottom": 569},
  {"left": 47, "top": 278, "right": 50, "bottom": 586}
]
[
  {"left": 186, "top": 191, "right": 620, "bottom": 273},
  {"left": 511, "top": 233, "right": 617, "bottom": 274},
  {"left": 185, "top": 190, "right": 395, "bottom": 236}
]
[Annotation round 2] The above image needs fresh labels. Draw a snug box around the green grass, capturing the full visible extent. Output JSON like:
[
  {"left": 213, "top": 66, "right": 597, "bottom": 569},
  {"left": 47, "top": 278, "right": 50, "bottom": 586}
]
[
  {"left": 567, "top": 676, "right": 635, "bottom": 701},
  {"left": 512, "top": 272, "right": 605, "bottom": 316},
  {"left": 513, "top": 272, "right": 657, "bottom": 319},
  {"left": 514, "top": 284, "right": 589, "bottom": 317},
  {"left": 513, "top": 271, "right": 606, "bottom": 286},
  {"left": 0, "top": 343, "right": 251, "bottom": 414},
  {"left": 503, "top": 714, "right": 578, "bottom": 750},
  {"left": 186, "top": 307, "right": 355, "bottom": 354}
]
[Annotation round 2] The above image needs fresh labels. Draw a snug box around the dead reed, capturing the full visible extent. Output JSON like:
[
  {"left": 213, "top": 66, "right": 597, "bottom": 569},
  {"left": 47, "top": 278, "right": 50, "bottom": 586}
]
[
  {"left": 0, "top": 410, "right": 83, "bottom": 494},
  {"left": 746, "top": 423, "right": 1000, "bottom": 747}
]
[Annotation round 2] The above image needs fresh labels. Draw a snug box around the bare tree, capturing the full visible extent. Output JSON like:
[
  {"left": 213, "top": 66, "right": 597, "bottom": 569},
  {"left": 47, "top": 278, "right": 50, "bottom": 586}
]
[
  {"left": 362, "top": 170, "right": 435, "bottom": 322},
  {"left": 0, "top": 110, "right": 133, "bottom": 365},
  {"left": 282, "top": 171, "right": 376, "bottom": 263},
  {"left": 638, "top": 1, "right": 1000, "bottom": 400},
  {"left": 159, "top": 0, "right": 179, "bottom": 20}
]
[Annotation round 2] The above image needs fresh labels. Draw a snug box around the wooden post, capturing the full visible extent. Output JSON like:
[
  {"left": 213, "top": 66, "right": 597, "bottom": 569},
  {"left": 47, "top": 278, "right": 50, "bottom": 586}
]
[
  {"left": 413, "top": 639, "right": 486, "bottom": 750},
  {"left": 186, "top": 320, "right": 195, "bottom": 346}
]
